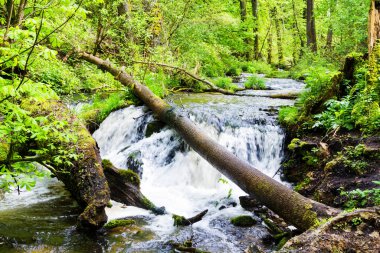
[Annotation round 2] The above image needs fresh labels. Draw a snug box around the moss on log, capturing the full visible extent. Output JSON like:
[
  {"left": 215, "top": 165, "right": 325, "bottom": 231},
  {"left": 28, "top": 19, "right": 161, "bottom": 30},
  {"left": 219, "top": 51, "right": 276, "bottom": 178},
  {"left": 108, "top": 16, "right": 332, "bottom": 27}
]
[
  {"left": 102, "top": 159, "right": 165, "bottom": 214},
  {"left": 20, "top": 99, "right": 110, "bottom": 230}
]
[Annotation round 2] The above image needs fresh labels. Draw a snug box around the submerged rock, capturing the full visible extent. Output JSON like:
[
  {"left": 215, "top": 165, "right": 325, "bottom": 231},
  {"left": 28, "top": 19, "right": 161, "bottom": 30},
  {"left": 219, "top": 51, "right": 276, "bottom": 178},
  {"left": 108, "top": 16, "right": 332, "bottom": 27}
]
[
  {"left": 104, "top": 219, "right": 135, "bottom": 229},
  {"left": 145, "top": 120, "right": 166, "bottom": 137},
  {"left": 126, "top": 151, "right": 144, "bottom": 177},
  {"left": 231, "top": 215, "right": 257, "bottom": 227}
]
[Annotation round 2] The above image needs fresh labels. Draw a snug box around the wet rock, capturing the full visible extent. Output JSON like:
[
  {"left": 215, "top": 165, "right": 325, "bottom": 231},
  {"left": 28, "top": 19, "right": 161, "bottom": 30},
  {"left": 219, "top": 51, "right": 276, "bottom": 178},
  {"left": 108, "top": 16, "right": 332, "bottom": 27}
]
[
  {"left": 279, "top": 207, "right": 380, "bottom": 253},
  {"left": 231, "top": 215, "right": 257, "bottom": 227},
  {"left": 239, "top": 195, "right": 263, "bottom": 211},
  {"left": 126, "top": 151, "right": 144, "bottom": 177},
  {"left": 104, "top": 219, "right": 135, "bottom": 229},
  {"left": 145, "top": 120, "right": 166, "bottom": 137}
]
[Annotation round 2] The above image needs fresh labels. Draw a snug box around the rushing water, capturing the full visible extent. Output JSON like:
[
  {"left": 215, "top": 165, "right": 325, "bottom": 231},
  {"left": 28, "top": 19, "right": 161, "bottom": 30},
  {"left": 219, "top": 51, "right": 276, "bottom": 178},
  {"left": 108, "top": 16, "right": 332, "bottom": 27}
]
[{"left": 0, "top": 77, "right": 304, "bottom": 252}]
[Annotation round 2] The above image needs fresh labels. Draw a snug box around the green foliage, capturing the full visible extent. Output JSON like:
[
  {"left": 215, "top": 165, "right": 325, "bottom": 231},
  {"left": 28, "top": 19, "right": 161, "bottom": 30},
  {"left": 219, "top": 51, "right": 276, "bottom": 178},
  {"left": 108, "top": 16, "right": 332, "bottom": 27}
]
[
  {"left": 339, "top": 181, "right": 380, "bottom": 209},
  {"left": 0, "top": 100, "right": 77, "bottom": 192},
  {"left": 230, "top": 215, "right": 257, "bottom": 227},
  {"left": 294, "top": 177, "right": 311, "bottom": 192},
  {"left": 104, "top": 219, "right": 135, "bottom": 229},
  {"left": 143, "top": 71, "right": 169, "bottom": 98},
  {"left": 313, "top": 98, "right": 354, "bottom": 131},
  {"left": 244, "top": 75, "right": 266, "bottom": 89},
  {"left": 80, "top": 91, "right": 132, "bottom": 126},
  {"left": 340, "top": 145, "right": 368, "bottom": 175},
  {"left": 214, "top": 77, "right": 239, "bottom": 92},
  {"left": 278, "top": 106, "right": 299, "bottom": 127},
  {"left": 30, "top": 57, "right": 81, "bottom": 95},
  {"left": 250, "top": 61, "right": 275, "bottom": 76}
]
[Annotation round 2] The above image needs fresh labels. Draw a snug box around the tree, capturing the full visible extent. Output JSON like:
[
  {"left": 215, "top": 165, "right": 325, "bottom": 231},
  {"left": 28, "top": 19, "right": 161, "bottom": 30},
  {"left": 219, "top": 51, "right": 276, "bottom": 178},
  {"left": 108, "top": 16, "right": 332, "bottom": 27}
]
[
  {"left": 251, "top": 0, "right": 259, "bottom": 60},
  {"left": 368, "top": 0, "right": 380, "bottom": 54},
  {"left": 273, "top": 7, "right": 285, "bottom": 66},
  {"left": 306, "top": 0, "right": 317, "bottom": 52},
  {"left": 240, "top": 0, "right": 247, "bottom": 21}
]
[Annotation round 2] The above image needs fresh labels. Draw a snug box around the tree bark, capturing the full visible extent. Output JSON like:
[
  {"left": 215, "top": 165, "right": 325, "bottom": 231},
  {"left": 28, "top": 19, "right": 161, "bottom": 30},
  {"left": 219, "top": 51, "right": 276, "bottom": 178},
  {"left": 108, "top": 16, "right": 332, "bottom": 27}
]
[
  {"left": 15, "top": 0, "right": 27, "bottom": 26},
  {"left": 239, "top": 0, "right": 247, "bottom": 21},
  {"left": 306, "top": 0, "right": 317, "bottom": 52},
  {"left": 273, "top": 8, "right": 284, "bottom": 67},
  {"left": 325, "top": 0, "right": 336, "bottom": 50},
  {"left": 80, "top": 52, "right": 340, "bottom": 232},
  {"left": 368, "top": 0, "right": 380, "bottom": 54},
  {"left": 251, "top": 0, "right": 259, "bottom": 60},
  {"left": 4, "top": 0, "right": 14, "bottom": 40},
  {"left": 20, "top": 100, "right": 111, "bottom": 230},
  {"left": 173, "top": 209, "right": 208, "bottom": 226},
  {"left": 268, "top": 27, "right": 273, "bottom": 64}
]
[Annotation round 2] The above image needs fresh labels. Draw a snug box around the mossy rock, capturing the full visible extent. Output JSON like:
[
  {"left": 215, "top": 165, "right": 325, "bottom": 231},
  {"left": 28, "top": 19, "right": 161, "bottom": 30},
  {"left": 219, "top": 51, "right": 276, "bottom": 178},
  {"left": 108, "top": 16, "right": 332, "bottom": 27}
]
[
  {"left": 172, "top": 214, "right": 189, "bottom": 226},
  {"left": 102, "top": 159, "right": 140, "bottom": 187},
  {"left": 145, "top": 121, "right": 166, "bottom": 137},
  {"left": 126, "top": 151, "right": 144, "bottom": 177},
  {"left": 104, "top": 219, "right": 136, "bottom": 229},
  {"left": 230, "top": 215, "right": 257, "bottom": 227}
]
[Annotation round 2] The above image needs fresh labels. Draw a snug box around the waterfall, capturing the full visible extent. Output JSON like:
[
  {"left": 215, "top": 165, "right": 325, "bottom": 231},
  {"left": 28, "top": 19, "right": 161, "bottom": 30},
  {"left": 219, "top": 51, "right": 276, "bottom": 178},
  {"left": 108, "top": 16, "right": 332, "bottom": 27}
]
[{"left": 93, "top": 91, "right": 296, "bottom": 252}]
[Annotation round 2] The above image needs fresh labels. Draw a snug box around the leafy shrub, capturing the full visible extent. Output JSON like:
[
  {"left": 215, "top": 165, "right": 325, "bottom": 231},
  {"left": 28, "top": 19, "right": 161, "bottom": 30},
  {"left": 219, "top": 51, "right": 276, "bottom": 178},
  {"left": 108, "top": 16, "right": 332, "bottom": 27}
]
[
  {"left": 313, "top": 98, "right": 354, "bottom": 131},
  {"left": 340, "top": 181, "right": 380, "bottom": 209},
  {"left": 250, "top": 61, "right": 274, "bottom": 76},
  {"left": 244, "top": 75, "right": 266, "bottom": 89},
  {"left": 80, "top": 92, "right": 132, "bottom": 126},
  {"left": 144, "top": 71, "right": 168, "bottom": 98},
  {"left": 30, "top": 57, "right": 81, "bottom": 95},
  {"left": 279, "top": 106, "right": 299, "bottom": 127},
  {"left": 214, "top": 77, "right": 239, "bottom": 92}
]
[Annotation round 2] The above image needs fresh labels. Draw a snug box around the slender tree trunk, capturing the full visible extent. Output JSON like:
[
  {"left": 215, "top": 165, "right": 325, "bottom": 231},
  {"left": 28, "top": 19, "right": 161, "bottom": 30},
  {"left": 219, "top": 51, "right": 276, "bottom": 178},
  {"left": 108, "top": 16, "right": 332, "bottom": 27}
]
[
  {"left": 273, "top": 8, "right": 284, "bottom": 66},
  {"left": 239, "top": 0, "right": 247, "bottom": 21},
  {"left": 80, "top": 52, "right": 340, "bottom": 232},
  {"left": 325, "top": 0, "right": 336, "bottom": 50},
  {"left": 251, "top": 0, "right": 259, "bottom": 60},
  {"left": 326, "top": 26, "right": 333, "bottom": 49},
  {"left": 292, "top": 0, "right": 304, "bottom": 59},
  {"left": 368, "top": 0, "right": 380, "bottom": 54},
  {"left": 93, "top": 19, "right": 104, "bottom": 55},
  {"left": 15, "top": 0, "right": 27, "bottom": 26},
  {"left": 268, "top": 29, "right": 273, "bottom": 64},
  {"left": 4, "top": 0, "right": 14, "bottom": 40},
  {"left": 306, "top": 0, "right": 317, "bottom": 52},
  {"left": 239, "top": 0, "right": 249, "bottom": 60}
]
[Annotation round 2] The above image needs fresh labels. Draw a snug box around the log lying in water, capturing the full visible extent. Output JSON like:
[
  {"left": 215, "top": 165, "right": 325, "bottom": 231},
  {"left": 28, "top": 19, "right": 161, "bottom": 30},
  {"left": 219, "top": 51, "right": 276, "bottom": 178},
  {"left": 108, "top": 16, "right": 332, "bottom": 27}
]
[
  {"left": 80, "top": 52, "right": 339, "bottom": 231},
  {"left": 17, "top": 100, "right": 162, "bottom": 229},
  {"left": 172, "top": 209, "right": 208, "bottom": 226},
  {"left": 102, "top": 159, "right": 165, "bottom": 214},
  {"left": 20, "top": 100, "right": 111, "bottom": 230}
]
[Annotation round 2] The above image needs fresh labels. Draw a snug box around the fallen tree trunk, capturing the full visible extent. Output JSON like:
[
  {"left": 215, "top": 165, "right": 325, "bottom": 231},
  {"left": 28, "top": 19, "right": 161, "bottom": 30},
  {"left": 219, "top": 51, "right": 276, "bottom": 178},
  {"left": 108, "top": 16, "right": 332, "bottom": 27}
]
[
  {"left": 80, "top": 52, "right": 339, "bottom": 231},
  {"left": 19, "top": 100, "right": 162, "bottom": 229},
  {"left": 20, "top": 99, "right": 111, "bottom": 230}
]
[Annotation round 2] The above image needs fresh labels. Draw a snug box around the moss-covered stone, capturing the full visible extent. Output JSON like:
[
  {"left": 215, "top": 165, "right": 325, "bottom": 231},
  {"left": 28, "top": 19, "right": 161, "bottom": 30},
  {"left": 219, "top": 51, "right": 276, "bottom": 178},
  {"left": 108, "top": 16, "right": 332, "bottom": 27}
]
[
  {"left": 145, "top": 121, "right": 166, "bottom": 137},
  {"left": 104, "top": 219, "right": 135, "bottom": 229},
  {"left": 172, "top": 214, "right": 188, "bottom": 226},
  {"left": 119, "top": 169, "right": 140, "bottom": 187},
  {"left": 230, "top": 215, "right": 257, "bottom": 227},
  {"left": 102, "top": 159, "right": 140, "bottom": 187}
]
